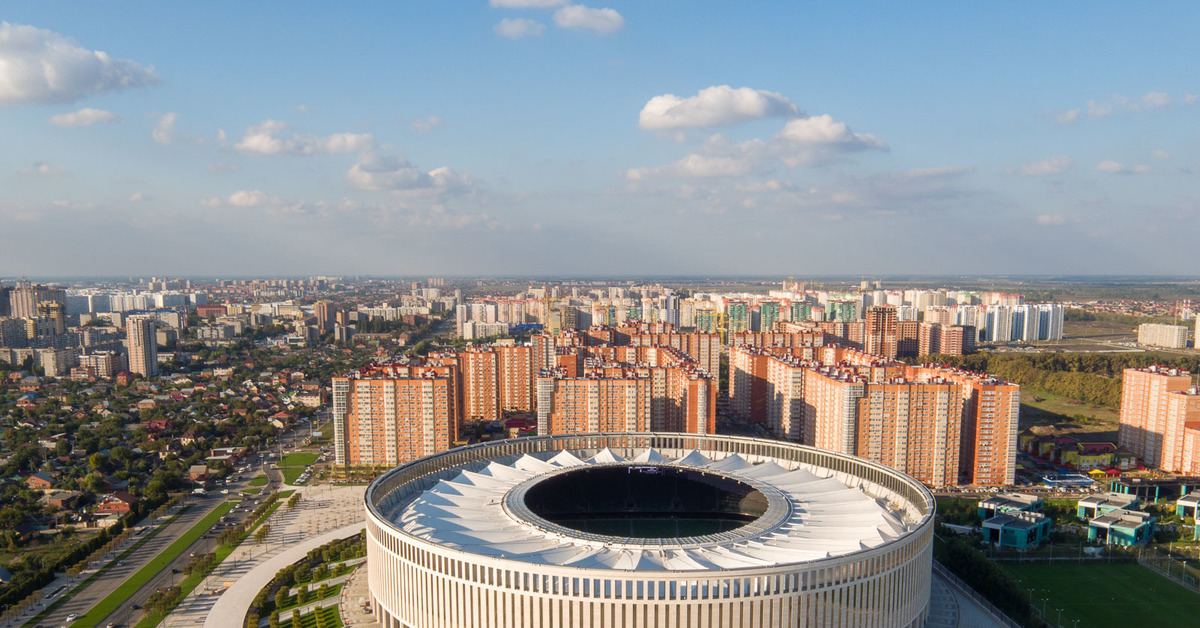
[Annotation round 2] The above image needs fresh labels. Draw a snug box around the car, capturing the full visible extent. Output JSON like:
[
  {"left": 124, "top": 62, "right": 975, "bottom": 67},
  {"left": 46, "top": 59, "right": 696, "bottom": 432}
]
[{"left": 66, "top": 614, "right": 78, "bottom": 621}]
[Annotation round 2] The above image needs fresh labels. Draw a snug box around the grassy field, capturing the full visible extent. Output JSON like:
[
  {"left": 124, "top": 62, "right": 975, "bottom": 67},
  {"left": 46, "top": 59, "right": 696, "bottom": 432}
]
[
  {"left": 281, "top": 452, "right": 319, "bottom": 467},
  {"left": 71, "top": 501, "right": 234, "bottom": 627},
  {"left": 1004, "top": 562, "right": 1200, "bottom": 627},
  {"left": 248, "top": 474, "right": 269, "bottom": 487},
  {"left": 1020, "top": 388, "right": 1120, "bottom": 437},
  {"left": 283, "top": 467, "right": 307, "bottom": 484}
]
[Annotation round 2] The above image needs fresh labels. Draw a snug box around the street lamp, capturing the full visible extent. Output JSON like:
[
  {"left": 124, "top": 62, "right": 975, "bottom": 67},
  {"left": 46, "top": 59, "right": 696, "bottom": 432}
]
[{"left": 1056, "top": 608, "right": 1064, "bottom": 626}]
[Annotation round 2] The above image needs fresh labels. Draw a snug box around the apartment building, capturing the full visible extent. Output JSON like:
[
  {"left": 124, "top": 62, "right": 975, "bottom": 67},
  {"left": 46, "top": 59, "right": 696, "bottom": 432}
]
[{"left": 1118, "top": 366, "right": 1192, "bottom": 468}]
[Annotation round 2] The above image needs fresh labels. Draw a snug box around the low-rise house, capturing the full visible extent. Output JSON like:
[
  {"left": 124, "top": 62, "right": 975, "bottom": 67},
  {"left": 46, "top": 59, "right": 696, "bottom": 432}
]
[
  {"left": 981, "top": 511, "right": 1052, "bottom": 549},
  {"left": 1077, "top": 493, "right": 1141, "bottom": 520},
  {"left": 978, "top": 493, "right": 1043, "bottom": 520},
  {"left": 188, "top": 464, "right": 209, "bottom": 482},
  {"left": 1088, "top": 509, "right": 1156, "bottom": 546},
  {"left": 95, "top": 491, "right": 137, "bottom": 515},
  {"left": 25, "top": 471, "right": 55, "bottom": 490},
  {"left": 40, "top": 490, "right": 82, "bottom": 510}
]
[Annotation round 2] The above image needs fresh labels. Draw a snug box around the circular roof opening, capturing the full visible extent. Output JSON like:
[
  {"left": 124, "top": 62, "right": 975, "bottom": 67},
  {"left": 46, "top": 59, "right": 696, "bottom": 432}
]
[{"left": 521, "top": 465, "right": 769, "bottom": 539}]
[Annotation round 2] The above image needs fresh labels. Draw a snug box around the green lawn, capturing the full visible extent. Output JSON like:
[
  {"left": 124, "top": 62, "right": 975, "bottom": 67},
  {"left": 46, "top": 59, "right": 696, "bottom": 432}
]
[
  {"left": 1020, "top": 388, "right": 1120, "bottom": 431},
  {"left": 242, "top": 487, "right": 262, "bottom": 495},
  {"left": 282, "top": 467, "right": 307, "bottom": 484},
  {"left": 281, "top": 452, "right": 319, "bottom": 467},
  {"left": 72, "top": 501, "right": 234, "bottom": 627},
  {"left": 248, "top": 474, "right": 269, "bottom": 487},
  {"left": 284, "top": 605, "right": 344, "bottom": 628},
  {"left": 1005, "top": 562, "right": 1200, "bottom": 627}
]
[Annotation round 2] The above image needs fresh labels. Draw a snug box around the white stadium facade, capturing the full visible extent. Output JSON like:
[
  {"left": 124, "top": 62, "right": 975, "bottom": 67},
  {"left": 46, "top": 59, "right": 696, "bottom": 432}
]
[{"left": 365, "top": 433, "right": 936, "bottom": 628}]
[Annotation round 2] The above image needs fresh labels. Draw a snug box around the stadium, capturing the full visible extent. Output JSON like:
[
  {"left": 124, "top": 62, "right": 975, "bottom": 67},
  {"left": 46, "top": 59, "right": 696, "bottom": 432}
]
[{"left": 365, "top": 433, "right": 935, "bottom": 628}]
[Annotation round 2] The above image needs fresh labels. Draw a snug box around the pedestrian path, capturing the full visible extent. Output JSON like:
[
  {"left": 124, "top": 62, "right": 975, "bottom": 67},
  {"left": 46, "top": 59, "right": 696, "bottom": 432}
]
[{"left": 155, "top": 484, "right": 367, "bottom": 628}]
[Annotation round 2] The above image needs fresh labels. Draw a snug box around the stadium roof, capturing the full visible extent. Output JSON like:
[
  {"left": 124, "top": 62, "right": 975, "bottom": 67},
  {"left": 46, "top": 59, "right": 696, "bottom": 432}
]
[{"left": 380, "top": 447, "right": 910, "bottom": 572}]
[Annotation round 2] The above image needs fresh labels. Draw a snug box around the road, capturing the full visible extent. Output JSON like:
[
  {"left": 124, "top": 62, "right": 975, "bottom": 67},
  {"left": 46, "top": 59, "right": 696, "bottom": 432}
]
[
  {"left": 99, "top": 461, "right": 284, "bottom": 628},
  {"left": 36, "top": 496, "right": 224, "bottom": 628}
]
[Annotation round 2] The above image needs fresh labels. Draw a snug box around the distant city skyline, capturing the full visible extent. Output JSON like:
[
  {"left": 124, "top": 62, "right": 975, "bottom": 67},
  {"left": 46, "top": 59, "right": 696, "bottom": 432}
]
[{"left": 1, "top": 3, "right": 1197, "bottom": 276}]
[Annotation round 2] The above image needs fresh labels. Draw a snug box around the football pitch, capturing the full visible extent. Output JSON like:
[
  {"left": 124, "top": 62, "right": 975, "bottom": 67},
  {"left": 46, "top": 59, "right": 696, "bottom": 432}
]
[{"left": 1004, "top": 562, "right": 1200, "bottom": 626}]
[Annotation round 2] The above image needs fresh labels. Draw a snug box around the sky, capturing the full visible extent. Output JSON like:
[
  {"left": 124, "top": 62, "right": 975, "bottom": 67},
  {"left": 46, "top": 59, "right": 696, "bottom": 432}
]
[{"left": 1, "top": 2, "right": 1197, "bottom": 278}]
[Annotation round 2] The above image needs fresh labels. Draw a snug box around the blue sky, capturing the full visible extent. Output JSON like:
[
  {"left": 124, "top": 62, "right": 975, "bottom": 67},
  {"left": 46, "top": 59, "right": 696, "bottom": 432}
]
[{"left": 1, "top": 2, "right": 1197, "bottom": 277}]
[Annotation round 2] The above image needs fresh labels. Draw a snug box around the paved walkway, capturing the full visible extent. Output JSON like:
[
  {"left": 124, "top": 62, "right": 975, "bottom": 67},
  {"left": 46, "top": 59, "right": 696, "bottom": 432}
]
[
  {"left": 925, "top": 574, "right": 960, "bottom": 627},
  {"left": 338, "top": 563, "right": 379, "bottom": 627},
  {"left": 156, "top": 483, "right": 367, "bottom": 628}
]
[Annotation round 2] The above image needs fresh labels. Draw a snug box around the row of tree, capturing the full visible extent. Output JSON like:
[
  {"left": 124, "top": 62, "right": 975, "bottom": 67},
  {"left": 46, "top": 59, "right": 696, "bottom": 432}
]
[{"left": 927, "top": 351, "right": 1200, "bottom": 408}]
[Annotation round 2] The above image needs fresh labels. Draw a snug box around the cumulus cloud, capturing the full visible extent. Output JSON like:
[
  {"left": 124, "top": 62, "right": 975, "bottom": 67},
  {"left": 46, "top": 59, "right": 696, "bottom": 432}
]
[
  {"left": 494, "top": 18, "right": 544, "bottom": 39},
  {"left": 0, "top": 22, "right": 159, "bottom": 106},
  {"left": 1095, "top": 160, "right": 1150, "bottom": 175},
  {"left": 152, "top": 112, "right": 177, "bottom": 144},
  {"left": 411, "top": 116, "right": 443, "bottom": 134},
  {"left": 48, "top": 107, "right": 121, "bottom": 127},
  {"left": 628, "top": 114, "right": 886, "bottom": 180},
  {"left": 638, "top": 85, "right": 802, "bottom": 130},
  {"left": 21, "top": 160, "right": 65, "bottom": 176},
  {"left": 128, "top": 192, "right": 147, "bottom": 202},
  {"left": 1014, "top": 155, "right": 1073, "bottom": 177},
  {"left": 233, "top": 120, "right": 376, "bottom": 156},
  {"left": 1152, "top": 149, "right": 1171, "bottom": 160},
  {"left": 773, "top": 115, "right": 887, "bottom": 167},
  {"left": 490, "top": 0, "right": 565, "bottom": 7},
  {"left": 1036, "top": 214, "right": 1066, "bottom": 225},
  {"left": 347, "top": 153, "right": 474, "bottom": 195},
  {"left": 553, "top": 5, "right": 625, "bottom": 34}
]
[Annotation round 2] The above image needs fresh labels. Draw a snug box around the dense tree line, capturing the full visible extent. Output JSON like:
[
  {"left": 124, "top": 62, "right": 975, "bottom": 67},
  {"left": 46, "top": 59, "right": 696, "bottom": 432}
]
[
  {"left": 936, "top": 529, "right": 1032, "bottom": 624},
  {"left": 926, "top": 352, "right": 1200, "bottom": 408}
]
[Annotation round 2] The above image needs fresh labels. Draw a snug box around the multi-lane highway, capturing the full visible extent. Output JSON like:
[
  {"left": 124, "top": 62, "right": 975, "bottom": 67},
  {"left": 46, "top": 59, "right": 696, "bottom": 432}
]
[{"left": 36, "top": 451, "right": 286, "bottom": 628}]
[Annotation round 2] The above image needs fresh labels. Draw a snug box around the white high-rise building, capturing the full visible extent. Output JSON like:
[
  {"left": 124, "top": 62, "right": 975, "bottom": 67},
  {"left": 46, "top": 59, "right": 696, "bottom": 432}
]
[
  {"left": 126, "top": 315, "right": 158, "bottom": 377},
  {"left": 1139, "top": 323, "right": 1189, "bottom": 349}
]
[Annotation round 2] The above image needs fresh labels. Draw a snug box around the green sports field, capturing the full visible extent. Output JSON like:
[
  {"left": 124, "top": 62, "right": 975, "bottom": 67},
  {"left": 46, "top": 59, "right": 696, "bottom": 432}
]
[{"left": 1004, "top": 562, "right": 1200, "bottom": 626}]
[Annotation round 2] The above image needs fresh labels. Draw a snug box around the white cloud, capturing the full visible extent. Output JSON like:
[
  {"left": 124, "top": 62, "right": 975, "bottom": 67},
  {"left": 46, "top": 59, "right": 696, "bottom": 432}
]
[
  {"left": 21, "top": 160, "right": 65, "bottom": 176},
  {"left": 1152, "top": 149, "right": 1171, "bottom": 160},
  {"left": 347, "top": 153, "right": 474, "bottom": 195},
  {"left": 411, "top": 116, "right": 443, "bottom": 134},
  {"left": 638, "top": 85, "right": 802, "bottom": 130},
  {"left": 1059, "top": 91, "right": 1188, "bottom": 123},
  {"left": 629, "top": 114, "right": 886, "bottom": 180},
  {"left": 1186, "top": 93, "right": 1199, "bottom": 105},
  {"left": 128, "top": 192, "right": 147, "bottom": 202},
  {"left": 553, "top": 5, "right": 625, "bottom": 34},
  {"left": 1142, "top": 91, "right": 1171, "bottom": 108},
  {"left": 228, "top": 190, "right": 283, "bottom": 207},
  {"left": 1036, "top": 214, "right": 1066, "bottom": 225},
  {"left": 233, "top": 120, "right": 376, "bottom": 156},
  {"left": 48, "top": 107, "right": 121, "bottom": 127},
  {"left": 0, "top": 22, "right": 159, "bottom": 106},
  {"left": 201, "top": 190, "right": 311, "bottom": 216},
  {"left": 626, "top": 135, "right": 765, "bottom": 180},
  {"left": 1015, "top": 155, "right": 1073, "bottom": 177},
  {"left": 494, "top": 18, "right": 544, "bottom": 39},
  {"left": 490, "top": 0, "right": 565, "bottom": 7},
  {"left": 1055, "top": 108, "right": 1081, "bottom": 124},
  {"left": 1095, "top": 160, "right": 1150, "bottom": 175},
  {"left": 152, "top": 112, "right": 177, "bottom": 144}
]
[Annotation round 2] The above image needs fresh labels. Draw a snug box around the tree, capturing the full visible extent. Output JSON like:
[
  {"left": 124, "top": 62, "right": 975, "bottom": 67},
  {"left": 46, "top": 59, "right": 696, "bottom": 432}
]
[
  {"left": 54, "top": 439, "right": 71, "bottom": 458},
  {"left": 274, "top": 587, "right": 287, "bottom": 610}
]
